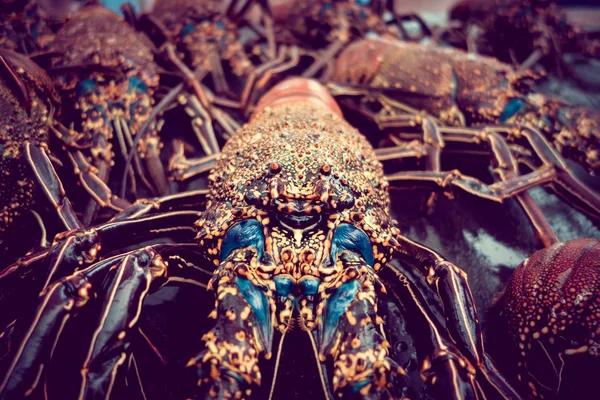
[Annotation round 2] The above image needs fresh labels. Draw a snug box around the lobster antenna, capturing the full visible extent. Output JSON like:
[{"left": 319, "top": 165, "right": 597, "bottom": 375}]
[
  {"left": 120, "top": 82, "right": 184, "bottom": 199},
  {"left": 307, "top": 331, "right": 334, "bottom": 400},
  {"left": 267, "top": 331, "right": 287, "bottom": 400}
]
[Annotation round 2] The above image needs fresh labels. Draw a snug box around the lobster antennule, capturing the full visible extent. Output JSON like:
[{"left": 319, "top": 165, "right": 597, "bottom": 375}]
[{"left": 253, "top": 77, "right": 342, "bottom": 117}]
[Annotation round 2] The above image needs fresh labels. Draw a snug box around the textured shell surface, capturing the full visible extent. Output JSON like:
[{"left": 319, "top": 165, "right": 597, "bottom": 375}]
[{"left": 196, "top": 97, "right": 397, "bottom": 283}]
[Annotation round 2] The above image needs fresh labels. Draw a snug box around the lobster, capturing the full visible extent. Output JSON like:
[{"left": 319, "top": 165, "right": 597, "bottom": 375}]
[
  {"left": 330, "top": 38, "right": 600, "bottom": 234},
  {"left": 267, "top": 0, "right": 431, "bottom": 78},
  {"left": 0, "top": 0, "right": 56, "bottom": 53},
  {"left": 502, "top": 238, "right": 600, "bottom": 398},
  {"left": 0, "top": 77, "right": 532, "bottom": 399},
  {"left": 130, "top": 0, "right": 307, "bottom": 185},
  {"left": 0, "top": 48, "right": 81, "bottom": 257},
  {"left": 441, "top": 0, "right": 600, "bottom": 81},
  {"left": 42, "top": 5, "right": 170, "bottom": 225}
]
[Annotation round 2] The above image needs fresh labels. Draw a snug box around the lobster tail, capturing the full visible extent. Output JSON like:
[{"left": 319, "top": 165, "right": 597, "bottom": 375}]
[{"left": 253, "top": 77, "right": 342, "bottom": 117}]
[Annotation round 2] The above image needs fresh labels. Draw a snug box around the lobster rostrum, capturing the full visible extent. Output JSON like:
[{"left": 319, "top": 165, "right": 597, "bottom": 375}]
[
  {"left": 44, "top": 5, "right": 170, "bottom": 224},
  {"left": 0, "top": 78, "right": 529, "bottom": 400},
  {"left": 0, "top": 48, "right": 81, "bottom": 250}
]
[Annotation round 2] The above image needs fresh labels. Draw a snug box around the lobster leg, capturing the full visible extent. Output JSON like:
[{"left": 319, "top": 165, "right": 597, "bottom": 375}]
[
  {"left": 433, "top": 125, "right": 569, "bottom": 245},
  {"left": 0, "top": 211, "right": 200, "bottom": 329},
  {"left": 111, "top": 188, "right": 209, "bottom": 221},
  {"left": 240, "top": 45, "right": 301, "bottom": 113},
  {"left": 492, "top": 126, "right": 600, "bottom": 217},
  {"left": 121, "top": 83, "right": 187, "bottom": 199},
  {"left": 436, "top": 126, "right": 560, "bottom": 247},
  {"left": 163, "top": 45, "right": 225, "bottom": 156},
  {"left": 53, "top": 122, "right": 132, "bottom": 225},
  {"left": 24, "top": 143, "right": 82, "bottom": 231},
  {"left": 66, "top": 149, "right": 130, "bottom": 214},
  {"left": 0, "top": 244, "right": 210, "bottom": 399},
  {"left": 117, "top": 114, "right": 171, "bottom": 197},
  {"left": 376, "top": 117, "right": 563, "bottom": 246},
  {"left": 316, "top": 251, "right": 402, "bottom": 398},
  {"left": 363, "top": 97, "right": 599, "bottom": 218},
  {"left": 390, "top": 235, "right": 521, "bottom": 399},
  {"left": 169, "top": 150, "right": 218, "bottom": 182},
  {"left": 426, "top": 124, "right": 600, "bottom": 217},
  {"left": 381, "top": 115, "right": 447, "bottom": 213},
  {"left": 112, "top": 114, "right": 138, "bottom": 196},
  {"left": 116, "top": 114, "right": 159, "bottom": 196},
  {"left": 302, "top": 41, "right": 344, "bottom": 79},
  {"left": 383, "top": 262, "right": 483, "bottom": 399},
  {"left": 186, "top": 247, "right": 274, "bottom": 399}
]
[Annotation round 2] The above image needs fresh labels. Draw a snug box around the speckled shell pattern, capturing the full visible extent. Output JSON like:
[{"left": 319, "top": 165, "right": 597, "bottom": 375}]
[
  {"left": 0, "top": 50, "right": 57, "bottom": 239},
  {"left": 334, "top": 38, "right": 522, "bottom": 125},
  {"left": 503, "top": 238, "right": 600, "bottom": 396},
  {"left": 47, "top": 6, "right": 159, "bottom": 92},
  {"left": 504, "top": 239, "right": 600, "bottom": 351},
  {"left": 195, "top": 96, "right": 397, "bottom": 272}
]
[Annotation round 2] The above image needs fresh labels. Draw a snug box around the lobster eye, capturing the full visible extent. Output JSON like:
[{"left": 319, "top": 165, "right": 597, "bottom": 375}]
[
  {"left": 331, "top": 224, "right": 374, "bottom": 266},
  {"left": 220, "top": 219, "right": 265, "bottom": 261}
]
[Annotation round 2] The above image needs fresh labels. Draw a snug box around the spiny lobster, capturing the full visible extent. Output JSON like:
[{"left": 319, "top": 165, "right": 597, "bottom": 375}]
[
  {"left": 442, "top": 0, "right": 599, "bottom": 81},
  {"left": 0, "top": 48, "right": 81, "bottom": 256},
  {"left": 330, "top": 38, "right": 600, "bottom": 226},
  {"left": 0, "top": 78, "right": 529, "bottom": 400},
  {"left": 43, "top": 5, "right": 169, "bottom": 225},
  {"left": 0, "top": 2, "right": 598, "bottom": 400}
]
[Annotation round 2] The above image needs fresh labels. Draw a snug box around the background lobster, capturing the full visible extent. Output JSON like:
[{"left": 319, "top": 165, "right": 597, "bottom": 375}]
[
  {"left": 0, "top": 48, "right": 82, "bottom": 259},
  {"left": 440, "top": 0, "right": 600, "bottom": 84}
]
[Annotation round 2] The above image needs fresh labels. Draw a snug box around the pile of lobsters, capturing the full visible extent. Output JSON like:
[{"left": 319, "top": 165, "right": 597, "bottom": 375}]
[{"left": 0, "top": 1, "right": 598, "bottom": 399}]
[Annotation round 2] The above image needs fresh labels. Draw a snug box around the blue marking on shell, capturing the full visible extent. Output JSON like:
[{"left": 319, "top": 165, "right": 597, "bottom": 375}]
[
  {"left": 298, "top": 276, "right": 320, "bottom": 295},
  {"left": 321, "top": 280, "right": 359, "bottom": 349},
  {"left": 128, "top": 76, "right": 147, "bottom": 93},
  {"left": 221, "top": 219, "right": 265, "bottom": 261},
  {"left": 274, "top": 275, "right": 294, "bottom": 296},
  {"left": 331, "top": 224, "right": 374, "bottom": 266},
  {"left": 500, "top": 98, "right": 525, "bottom": 123},
  {"left": 319, "top": 3, "right": 334, "bottom": 16},
  {"left": 180, "top": 23, "right": 195, "bottom": 38}
]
